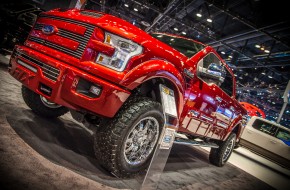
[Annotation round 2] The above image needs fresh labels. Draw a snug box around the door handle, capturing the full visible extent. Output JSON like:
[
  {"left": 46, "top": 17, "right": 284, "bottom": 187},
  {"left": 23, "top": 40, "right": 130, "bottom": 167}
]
[
  {"left": 215, "top": 96, "right": 222, "bottom": 102},
  {"left": 270, "top": 140, "right": 277, "bottom": 144}
]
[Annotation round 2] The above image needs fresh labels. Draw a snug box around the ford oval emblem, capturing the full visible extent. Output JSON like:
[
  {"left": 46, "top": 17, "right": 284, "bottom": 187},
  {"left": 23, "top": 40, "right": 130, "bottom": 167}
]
[{"left": 42, "top": 25, "right": 56, "bottom": 35}]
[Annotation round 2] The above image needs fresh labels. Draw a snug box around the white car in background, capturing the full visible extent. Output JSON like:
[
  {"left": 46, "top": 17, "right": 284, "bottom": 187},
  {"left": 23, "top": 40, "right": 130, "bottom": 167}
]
[{"left": 240, "top": 116, "right": 290, "bottom": 168}]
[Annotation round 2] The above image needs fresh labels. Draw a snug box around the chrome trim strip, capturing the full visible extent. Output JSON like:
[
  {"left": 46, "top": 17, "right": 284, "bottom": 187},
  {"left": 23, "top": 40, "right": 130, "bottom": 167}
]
[
  {"left": 201, "top": 115, "right": 214, "bottom": 122},
  {"left": 217, "top": 121, "right": 228, "bottom": 128},
  {"left": 17, "top": 59, "right": 37, "bottom": 73}
]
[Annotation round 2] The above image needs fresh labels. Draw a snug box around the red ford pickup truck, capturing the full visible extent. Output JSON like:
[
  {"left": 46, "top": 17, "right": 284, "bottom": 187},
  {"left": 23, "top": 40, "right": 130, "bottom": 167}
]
[{"left": 8, "top": 8, "right": 247, "bottom": 177}]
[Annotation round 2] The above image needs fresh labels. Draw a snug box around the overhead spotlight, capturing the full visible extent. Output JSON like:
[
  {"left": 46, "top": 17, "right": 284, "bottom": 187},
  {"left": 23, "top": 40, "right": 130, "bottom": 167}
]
[
  {"left": 261, "top": 72, "right": 266, "bottom": 75},
  {"left": 255, "top": 44, "right": 260, "bottom": 48},
  {"left": 124, "top": 4, "right": 129, "bottom": 7},
  {"left": 255, "top": 67, "right": 257, "bottom": 70},
  {"left": 181, "top": 31, "right": 186, "bottom": 35},
  {"left": 134, "top": 7, "right": 138, "bottom": 11},
  {"left": 207, "top": 18, "right": 213, "bottom": 23},
  {"left": 196, "top": 13, "right": 202, "bottom": 17},
  {"left": 228, "top": 55, "right": 233, "bottom": 58},
  {"left": 264, "top": 50, "right": 270, "bottom": 53},
  {"left": 260, "top": 46, "right": 265, "bottom": 51},
  {"left": 268, "top": 75, "right": 273, "bottom": 78},
  {"left": 221, "top": 51, "right": 225, "bottom": 54},
  {"left": 174, "top": 27, "right": 178, "bottom": 31}
]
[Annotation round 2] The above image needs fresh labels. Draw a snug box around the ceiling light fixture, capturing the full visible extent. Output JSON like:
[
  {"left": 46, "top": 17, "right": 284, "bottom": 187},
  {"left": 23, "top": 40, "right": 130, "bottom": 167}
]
[
  {"left": 255, "top": 44, "right": 260, "bottom": 48},
  {"left": 207, "top": 18, "right": 212, "bottom": 23},
  {"left": 228, "top": 55, "right": 233, "bottom": 58},
  {"left": 221, "top": 51, "right": 225, "bottom": 54},
  {"left": 124, "top": 4, "right": 129, "bottom": 7},
  {"left": 134, "top": 8, "right": 138, "bottom": 11},
  {"left": 182, "top": 31, "right": 186, "bottom": 35},
  {"left": 268, "top": 75, "right": 273, "bottom": 78},
  {"left": 264, "top": 50, "right": 270, "bottom": 53},
  {"left": 261, "top": 72, "right": 266, "bottom": 75},
  {"left": 174, "top": 27, "right": 178, "bottom": 31},
  {"left": 260, "top": 46, "right": 265, "bottom": 51},
  {"left": 196, "top": 13, "right": 202, "bottom": 17}
]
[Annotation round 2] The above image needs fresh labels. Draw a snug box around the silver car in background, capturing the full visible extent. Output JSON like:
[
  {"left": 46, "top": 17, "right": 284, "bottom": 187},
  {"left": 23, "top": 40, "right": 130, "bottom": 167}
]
[{"left": 240, "top": 116, "right": 290, "bottom": 168}]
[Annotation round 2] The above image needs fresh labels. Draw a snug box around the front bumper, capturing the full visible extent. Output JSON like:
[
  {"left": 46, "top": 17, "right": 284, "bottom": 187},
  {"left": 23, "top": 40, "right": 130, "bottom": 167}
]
[{"left": 9, "top": 45, "right": 131, "bottom": 118}]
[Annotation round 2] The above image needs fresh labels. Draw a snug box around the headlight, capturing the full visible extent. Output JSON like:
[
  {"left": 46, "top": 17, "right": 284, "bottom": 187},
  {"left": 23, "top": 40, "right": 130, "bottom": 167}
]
[{"left": 95, "top": 32, "right": 143, "bottom": 71}]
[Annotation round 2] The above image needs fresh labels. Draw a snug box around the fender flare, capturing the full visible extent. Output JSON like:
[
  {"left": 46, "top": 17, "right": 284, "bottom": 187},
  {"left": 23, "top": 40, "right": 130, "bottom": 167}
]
[
  {"left": 121, "top": 59, "right": 185, "bottom": 117},
  {"left": 223, "top": 115, "right": 244, "bottom": 141}
]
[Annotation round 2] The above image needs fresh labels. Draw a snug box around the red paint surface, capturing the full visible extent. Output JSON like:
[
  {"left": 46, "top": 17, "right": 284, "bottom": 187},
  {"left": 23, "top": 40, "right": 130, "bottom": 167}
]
[
  {"left": 9, "top": 8, "right": 246, "bottom": 140},
  {"left": 240, "top": 102, "right": 266, "bottom": 118}
]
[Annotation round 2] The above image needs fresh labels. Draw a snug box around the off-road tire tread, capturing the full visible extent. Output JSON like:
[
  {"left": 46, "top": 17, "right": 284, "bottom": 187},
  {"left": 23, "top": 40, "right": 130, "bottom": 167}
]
[
  {"left": 209, "top": 133, "right": 236, "bottom": 167},
  {"left": 21, "top": 85, "right": 68, "bottom": 118},
  {"left": 94, "top": 96, "right": 163, "bottom": 178}
]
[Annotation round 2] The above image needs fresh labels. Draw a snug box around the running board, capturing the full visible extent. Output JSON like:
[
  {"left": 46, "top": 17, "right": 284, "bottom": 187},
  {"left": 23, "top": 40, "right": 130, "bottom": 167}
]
[{"left": 174, "top": 137, "right": 219, "bottom": 148}]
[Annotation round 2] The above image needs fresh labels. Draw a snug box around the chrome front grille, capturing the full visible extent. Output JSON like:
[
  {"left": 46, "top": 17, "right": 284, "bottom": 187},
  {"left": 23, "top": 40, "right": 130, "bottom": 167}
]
[
  {"left": 29, "top": 14, "right": 95, "bottom": 59},
  {"left": 15, "top": 51, "right": 60, "bottom": 82}
]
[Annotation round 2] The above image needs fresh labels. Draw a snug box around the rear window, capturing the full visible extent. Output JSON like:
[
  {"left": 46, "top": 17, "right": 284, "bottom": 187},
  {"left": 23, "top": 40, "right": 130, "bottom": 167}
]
[
  {"left": 276, "top": 129, "right": 290, "bottom": 141},
  {"left": 151, "top": 33, "right": 205, "bottom": 58},
  {"left": 252, "top": 119, "right": 278, "bottom": 136}
]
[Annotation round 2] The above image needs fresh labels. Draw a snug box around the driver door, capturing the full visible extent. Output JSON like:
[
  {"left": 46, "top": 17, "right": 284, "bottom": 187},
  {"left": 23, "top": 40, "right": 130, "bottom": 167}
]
[{"left": 181, "top": 53, "right": 225, "bottom": 139}]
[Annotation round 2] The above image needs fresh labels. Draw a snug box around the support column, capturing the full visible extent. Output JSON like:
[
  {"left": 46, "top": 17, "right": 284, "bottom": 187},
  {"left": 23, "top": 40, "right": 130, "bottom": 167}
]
[
  {"left": 277, "top": 80, "right": 290, "bottom": 123},
  {"left": 69, "top": 0, "right": 87, "bottom": 9}
]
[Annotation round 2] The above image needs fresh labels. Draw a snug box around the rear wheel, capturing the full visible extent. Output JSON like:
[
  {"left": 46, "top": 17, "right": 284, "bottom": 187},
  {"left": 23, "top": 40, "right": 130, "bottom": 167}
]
[
  {"left": 21, "top": 85, "right": 68, "bottom": 118},
  {"left": 209, "top": 133, "right": 236, "bottom": 167},
  {"left": 94, "top": 96, "right": 164, "bottom": 177}
]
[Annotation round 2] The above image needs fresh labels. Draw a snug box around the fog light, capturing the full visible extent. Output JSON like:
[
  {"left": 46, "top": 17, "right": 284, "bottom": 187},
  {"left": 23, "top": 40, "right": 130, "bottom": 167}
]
[
  {"left": 89, "top": 85, "right": 101, "bottom": 96},
  {"left": 76, "top": 78, "right": 102, "bottom": 98}
]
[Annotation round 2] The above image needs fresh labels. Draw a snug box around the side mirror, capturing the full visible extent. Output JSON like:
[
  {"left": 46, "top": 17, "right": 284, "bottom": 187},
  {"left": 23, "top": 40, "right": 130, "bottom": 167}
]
[{"left": 198, "top": 63, "right": 225, "bottom": 83}]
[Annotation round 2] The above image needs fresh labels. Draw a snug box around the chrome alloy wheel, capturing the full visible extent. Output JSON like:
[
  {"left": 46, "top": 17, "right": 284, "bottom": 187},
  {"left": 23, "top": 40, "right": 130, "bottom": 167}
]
[
  {"left": 123, "top": 117, "right": 159, "bottom": 166},
  {"left": 222, "top": 137, "right": 235, "bottom": 163},
  {"left": 40, "top": 96, "right": 62, "bottom": 108}
]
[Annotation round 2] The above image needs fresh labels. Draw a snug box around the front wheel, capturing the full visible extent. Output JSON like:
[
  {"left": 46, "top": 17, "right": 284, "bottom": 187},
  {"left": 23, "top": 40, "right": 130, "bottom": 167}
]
[
  {"left": 209, "top": 133, "right": 236, "bottom": 167},
  {"left": 94, "top": 97, "right": 164, "bottom": 178},
  {"left": 21, "top": 85, "right": 68, "bottom": 118}
]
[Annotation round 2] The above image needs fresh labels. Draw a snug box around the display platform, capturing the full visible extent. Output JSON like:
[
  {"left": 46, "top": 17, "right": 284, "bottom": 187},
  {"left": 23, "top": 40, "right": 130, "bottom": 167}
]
[{"left": 0, "top": 58, "right": 276, "bottom": 189}]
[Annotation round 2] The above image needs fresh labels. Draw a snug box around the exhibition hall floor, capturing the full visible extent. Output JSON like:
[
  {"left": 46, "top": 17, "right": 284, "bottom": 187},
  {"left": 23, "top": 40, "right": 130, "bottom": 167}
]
[{"left": 0, "top": 56, "right": 288, "bottom": 189}]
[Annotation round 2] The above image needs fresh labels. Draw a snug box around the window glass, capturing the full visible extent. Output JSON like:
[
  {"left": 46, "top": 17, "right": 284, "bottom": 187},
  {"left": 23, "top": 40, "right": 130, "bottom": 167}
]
[
  {"left": 197, "top": 53, "right": 233, "bottom": 96},
  {"left": 150, "top": 33, "right": 205, "bottom": 58},
  {"left": 252, "top": 119, "right": 278, "bottom": 136},
  {"left": 220, "top": 68, "right": 233, "bottom": 96},
  {"left": 276, "top": 129, "right": 290, "bottom": 141}
]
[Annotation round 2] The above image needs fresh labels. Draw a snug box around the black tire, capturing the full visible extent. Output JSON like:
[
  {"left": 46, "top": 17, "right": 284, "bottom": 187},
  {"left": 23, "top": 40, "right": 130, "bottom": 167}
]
[
  {"left": 209, "top": 133, "right": 236, "bottom": 167},
  {"left": 21, "top": 85, "right": 68, "bottom": 118},
  {"left": 94, "top": 96, "right": 164, "bottom": 178}
]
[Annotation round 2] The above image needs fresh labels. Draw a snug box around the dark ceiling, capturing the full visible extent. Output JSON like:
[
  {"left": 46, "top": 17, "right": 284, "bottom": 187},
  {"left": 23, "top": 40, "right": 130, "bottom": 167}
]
[{"left": 85, "top": 0, "right": 289, "bottom": 126}]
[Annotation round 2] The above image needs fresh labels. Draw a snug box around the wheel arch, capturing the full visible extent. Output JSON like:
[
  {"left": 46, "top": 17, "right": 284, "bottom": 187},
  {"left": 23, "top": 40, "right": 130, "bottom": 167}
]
[
  {"left": 121, "top": 60, "right": 185, "bottom": 117},
  {"left": 224, "top": 121, "right": 243, "bottom": 143}
]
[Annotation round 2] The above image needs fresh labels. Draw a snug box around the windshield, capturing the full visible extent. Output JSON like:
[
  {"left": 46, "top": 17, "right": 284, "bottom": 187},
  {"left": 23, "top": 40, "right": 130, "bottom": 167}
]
[{"left": 151, "top": 33, "right": 205, "bottom": 58}]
